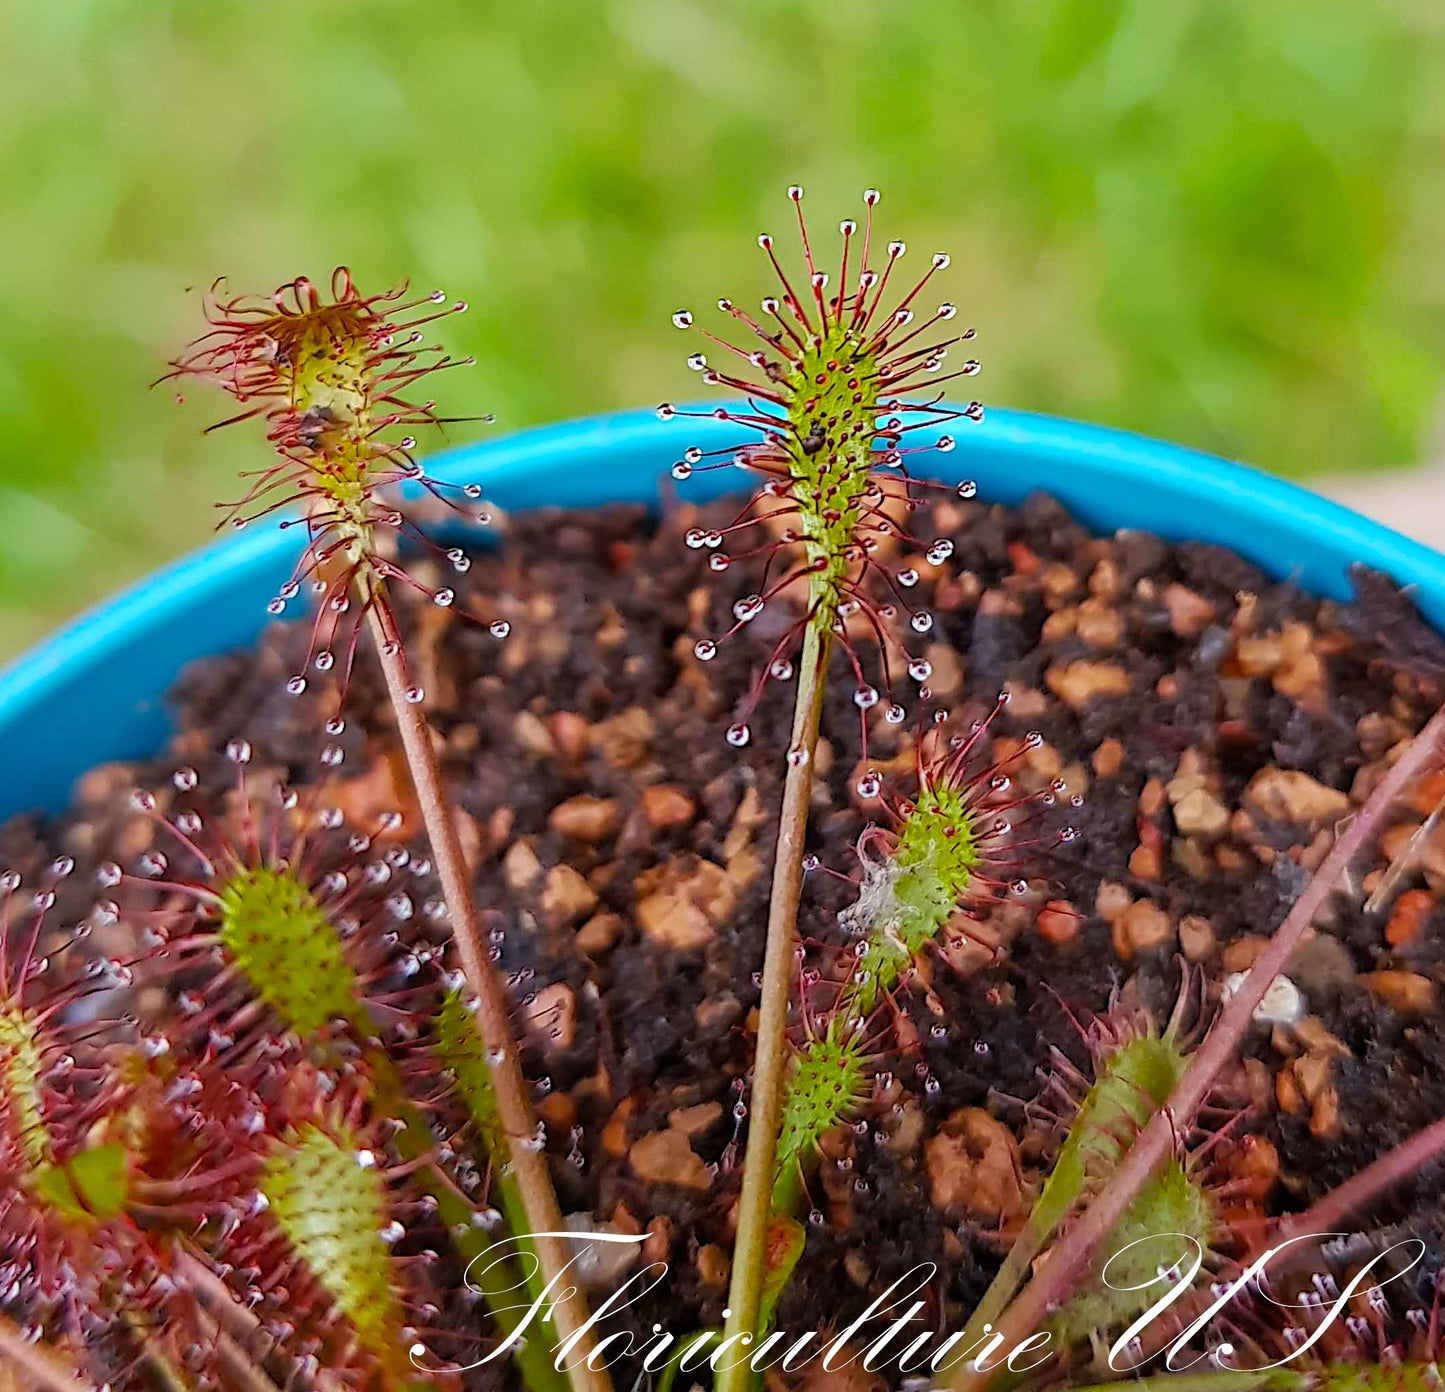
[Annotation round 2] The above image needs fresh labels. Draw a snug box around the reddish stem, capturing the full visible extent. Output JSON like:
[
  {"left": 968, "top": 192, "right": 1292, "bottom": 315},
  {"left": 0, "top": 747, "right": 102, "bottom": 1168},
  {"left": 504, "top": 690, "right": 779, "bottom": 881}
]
[
  {"left": 943, "top": 700, "right": 1445, "bottom": 1392},
  {"left": 0, "top": 1313, "right": 96, "bottom": 1392},
  {"left": 363, "top": 602, "right": 609, "bottom": 1392},
  {"left": 717, "top": 622, "right": 829, "bottom": 1392},
  {"left": 1278, "top": 1112, "right": 1445, "bottom": 1243}
]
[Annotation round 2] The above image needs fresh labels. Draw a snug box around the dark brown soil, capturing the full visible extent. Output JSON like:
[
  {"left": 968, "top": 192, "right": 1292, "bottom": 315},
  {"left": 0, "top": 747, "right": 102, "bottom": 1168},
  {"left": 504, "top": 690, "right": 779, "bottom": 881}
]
[{"left": 10, "top": 487, "right": 1445, "bottom": 1387}]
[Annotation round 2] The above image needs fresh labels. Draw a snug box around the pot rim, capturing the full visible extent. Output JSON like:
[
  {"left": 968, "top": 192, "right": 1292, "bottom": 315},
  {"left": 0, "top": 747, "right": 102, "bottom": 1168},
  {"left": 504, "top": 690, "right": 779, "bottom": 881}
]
[{"left": 4, "top": 404, "right": 1443, "bottom": 817}]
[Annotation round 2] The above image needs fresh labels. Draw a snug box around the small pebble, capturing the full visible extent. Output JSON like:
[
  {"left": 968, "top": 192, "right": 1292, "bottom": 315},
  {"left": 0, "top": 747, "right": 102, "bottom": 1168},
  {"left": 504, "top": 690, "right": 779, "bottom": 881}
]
[
  {"left": 1112, "top": 899, "right": 1172, "bottom": 960},
  {"left": 540, "top": 864, "right": 599, "bottom": 927},
  {"left": 1092, "top": 738, "right": 1125, "bottom": 779},
  {"left": 924, "top": 1109, "right": 1025, "bottom": 1222},
  {"left": 1223, "top": 970, "right": 1305, "bottom": 1025},
  {"left": 576, "top": 912, "right": 623, "bottom": 956},
  {"left": 502, "top": 839, "right": 543, "bottom": 892},
  {"left": 628, "top": 1129, "right": 711, "bottom": 1191},
  {"left": 1385, "top": 888, "right": 1433, "bottom": 947},
  {"left": 1179, "top": 914, "right": 1216, "bottom": 962},
  {"left": 548, "top": 794, "right": 619, "bottom": 842},
  {"left": 1362, "top": 970, "right": 1436, "bottom": 1016},
  {"left": 640, "top": 783, "right": 695, "bottom": 830},
  {"left": 1045, "top": 659, "right": 1132, "bottom": 711},
  {"left": 1036, "top": 899, "right": 1078, "bottom": 946}
]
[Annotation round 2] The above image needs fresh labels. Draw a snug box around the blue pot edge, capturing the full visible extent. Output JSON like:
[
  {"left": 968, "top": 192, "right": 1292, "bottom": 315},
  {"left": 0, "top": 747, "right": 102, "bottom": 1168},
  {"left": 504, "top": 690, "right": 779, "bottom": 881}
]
[{"left": 3, "top": 403, "right": 1443, "bottom": 809}]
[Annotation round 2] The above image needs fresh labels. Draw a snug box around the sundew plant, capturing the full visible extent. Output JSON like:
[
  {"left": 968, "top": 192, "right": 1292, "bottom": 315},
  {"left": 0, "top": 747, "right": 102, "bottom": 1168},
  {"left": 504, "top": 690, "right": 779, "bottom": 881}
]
[
  {"left": 6, "top": 193, "right": 1445, "bottom": 1392},
  {"left": 663, "top": 187, "right": 1445, "bottom": 1392}
]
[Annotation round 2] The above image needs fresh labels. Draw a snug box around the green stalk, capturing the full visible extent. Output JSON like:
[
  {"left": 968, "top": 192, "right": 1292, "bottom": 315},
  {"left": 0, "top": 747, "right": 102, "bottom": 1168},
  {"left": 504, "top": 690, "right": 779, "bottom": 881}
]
[
  {"left": 372, "top": 1054, "right": 569, "bottom": 1392},
  {"left": 717, "top": 622, "right": 828, "bottom": 1392}
]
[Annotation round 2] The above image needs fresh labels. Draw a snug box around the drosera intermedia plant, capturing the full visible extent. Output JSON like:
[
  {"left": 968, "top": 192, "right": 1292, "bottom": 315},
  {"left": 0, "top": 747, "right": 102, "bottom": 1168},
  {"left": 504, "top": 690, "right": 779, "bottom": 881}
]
[
  {"left": 0, "top": 866, "right": 152, "bottom": 1362},
  {"left": 94, "top": 755, "right": 569, "bottom": 1390},
  {"left": 1010, "top": 986, "right": 1257, "bottom": 1359},
  {"left": 944, "top": 703, "right": 1445, "bottom": 1392},
  {"left": 168, "top": 273, "right": 610, "bottom": 1392},
  {"left": 666, "top": 186, "right": 984, "bottom": 1384},
  {"left": 772, "top": 704, "right": 1079, "bottom": 1219},
  {"left": 0, "top": 861, "right": 404, "bottom": 1392}
]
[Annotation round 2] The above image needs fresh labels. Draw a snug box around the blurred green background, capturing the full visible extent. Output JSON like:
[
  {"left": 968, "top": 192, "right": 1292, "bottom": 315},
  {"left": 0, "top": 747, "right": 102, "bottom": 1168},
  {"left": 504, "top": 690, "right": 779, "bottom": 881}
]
[{"left": 2, "top": 0, "right": 1443, "bottom": 659}]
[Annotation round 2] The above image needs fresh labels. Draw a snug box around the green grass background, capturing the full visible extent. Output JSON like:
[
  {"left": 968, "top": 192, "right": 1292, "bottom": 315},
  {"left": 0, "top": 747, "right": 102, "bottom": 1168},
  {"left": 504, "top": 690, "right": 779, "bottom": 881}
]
[{"left": 1, "top": 0, "right": 1443, "bottom": 658}]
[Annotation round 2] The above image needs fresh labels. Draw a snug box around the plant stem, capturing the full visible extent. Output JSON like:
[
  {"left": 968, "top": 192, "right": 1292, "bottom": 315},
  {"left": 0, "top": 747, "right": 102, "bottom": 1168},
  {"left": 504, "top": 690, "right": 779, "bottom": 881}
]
[
  {"left": 206, "top": 1323, "right": 285, "bottom": 1392},
  {"left": 120, "top": 1308, "right": 193, "bottom": 1392},
  {"left": 1278, "top": 1112, "right": 1445, "bottom": 1244},
  {"left": 363, "top": 602, "right": 609, "bottom": 1392},
  {"left": 717, "top": 622, "right": 829, "bottom": 1392},
  {"left": 0, "top": 1315, "right": 94, "bottom": 1392},
  {"left": 942, "top": 700, "right": 1445, "bottom": 1392},
  {"left": 375, "top": 1055, "right": 571, "bottom": 1392},
  {"left": 957, "top": 1208, "right": 1052, "bottom": 1353}
]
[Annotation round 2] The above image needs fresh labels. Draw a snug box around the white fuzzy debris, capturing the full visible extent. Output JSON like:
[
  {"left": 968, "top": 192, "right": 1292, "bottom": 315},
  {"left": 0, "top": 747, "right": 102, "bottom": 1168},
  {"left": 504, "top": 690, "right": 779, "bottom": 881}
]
[
  {"left": 839, "top": 846, "right": 906, "bottom": 941},
  {"left": 1222, "top": 971, "right": 1305, "bottom": 1025}
]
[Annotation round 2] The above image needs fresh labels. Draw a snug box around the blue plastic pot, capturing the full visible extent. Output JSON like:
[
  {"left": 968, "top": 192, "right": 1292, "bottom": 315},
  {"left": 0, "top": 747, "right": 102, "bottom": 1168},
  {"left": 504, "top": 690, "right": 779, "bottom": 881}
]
[{"left": 4, "top": 405, "right": 1444, "bottom": 820}]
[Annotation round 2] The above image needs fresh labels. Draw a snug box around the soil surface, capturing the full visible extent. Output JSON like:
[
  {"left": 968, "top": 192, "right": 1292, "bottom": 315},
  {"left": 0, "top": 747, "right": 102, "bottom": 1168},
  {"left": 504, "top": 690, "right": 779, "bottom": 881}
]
[{"left": 9, "top": 488, "right": 1445, "bottom": 1388}]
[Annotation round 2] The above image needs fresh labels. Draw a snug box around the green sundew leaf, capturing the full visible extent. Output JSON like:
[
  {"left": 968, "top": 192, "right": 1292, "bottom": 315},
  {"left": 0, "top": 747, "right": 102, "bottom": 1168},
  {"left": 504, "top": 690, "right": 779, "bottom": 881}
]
[
  {"left": 361, "top": 1038, "right": 568, "bottom": 1392},
  {"left": 434, "top": 988, "right": 502, "bottom": 1149},
  {"left": 1033, "top": 1033, "right": 1186, "bottom": 1243},
  {"left": 261, "top": 1123, "right": 402, "bottom": 1358},
  {"left": 761, "top": 1215, "right": 805, "bottom": 1328},
  {"left": 780, "top": 320, "right": 882, "bottom": 629},
  {"left": 656, "top": 1331, "right": 723, "bottom": 1392},
  {"left": 0, "top": 1003, "right": 52, "bottom": 1168},
  {"left": 218, "top": 866, "right": 364, "bottom": 1037},
  {"left": 773, "top": 1020, "right": 870, "bottom": 1214},
  {"left": 31, "top": 1142, "right": 129, "bottom": 1224},
  {"left": 965, "top": 1032, "right": 1192, "bottom": 1341},
  {"left": 433, "top": 989, "right": 555, "bottom": 1313},
  {"left": 1316, "top": 1366, "right": 1445, "bottom": 1392},
  {"left": 59, "top": 1141, "right": 129, "bottom": 1219},
  {"left": 846, "top": 781, "right": 982, "bottom": 1016},
  {"left": 1055, "top": 1158, "right": 1216, "bottom": 1342}
]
